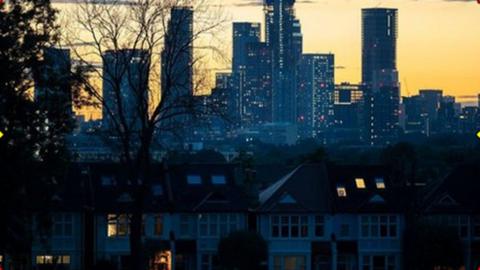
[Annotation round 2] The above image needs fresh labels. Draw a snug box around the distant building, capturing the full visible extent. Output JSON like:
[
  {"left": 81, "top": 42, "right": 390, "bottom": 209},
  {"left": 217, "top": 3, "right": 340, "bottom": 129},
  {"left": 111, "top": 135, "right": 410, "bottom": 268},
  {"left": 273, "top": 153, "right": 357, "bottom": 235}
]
[
  {"left": 160, "top": 6, "right": 194, "bottom": 142},
  {"left": 331, "top": 83, "right": 364, "bottom": 143},
  {"left": 361, "top": 8, "right": 397, "bottom": 84},
  {"left": 102, "top": 49, "right": 150, "bottom": 132},
  {"left": 419, "top": 89, "right": 443, "bottom": 122},
  {"left": 238, "top": 122, "right": 298, "bottom": 146},
  {"left": 402, "top": 95, "right": 428, "bottom": 135},
  {"left": 232, "top": 22, "right": 272, "bottom": 128},
  {"left": 265, "top": 0, "right": 303, "bottom": 124},
  {"left": 364, "top": 69, "right": 400, "bottom": 146},
  {"left": 232, "top": 22, "right": 261, "bottom": 72},
  {"left": 361, "top": 8, "right": 400, "bottom": 146},
  {"left": 240, "top": 42, "right": 273, "bottom": 127},
  {"left": 296, "top": 54, "right": 335, "bottom": 141},
  {"left": 35, "top": 47, "right": 73, "bottom": 118}
]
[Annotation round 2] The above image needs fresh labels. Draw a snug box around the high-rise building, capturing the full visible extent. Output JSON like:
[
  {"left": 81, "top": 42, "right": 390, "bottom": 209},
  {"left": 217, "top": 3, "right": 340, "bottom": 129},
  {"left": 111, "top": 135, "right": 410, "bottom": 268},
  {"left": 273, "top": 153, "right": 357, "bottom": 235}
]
[
  {"left": 231, "top": 22, "right": 270, "bottom": 128},
  {"left": 332, "top": 83, "right": 363, "bottom": 143},
  {"left": 296, "top": 54, "right": 334, "bottom": 140},
  {"left": 403, "top": 95, "right": 428, "bottom": 135},
  {"left": 361, "top": 8, "right": 397, "bottom": 84},
  {"left": 265, "top": 0, "right": 303, "bottom": 124},
  {"left": 364, "top": 69, "right": 401, "bottom": 145},
  {"left": 102, "top": 49, "right": 150, "bottom": 131},
  {"left": 361, "top": 8, "right": 400, "bottom": 146},
  {"left": 419, "top": 89, "right": 443, "bottom": 121},
  {"left": 214, "top": 72, "right": 239, "bottom": 131},
  {"left": 160, "top": 6, "right": 194, "bottom": 140},
  {"left": 232, "top": 22, "right": 261, "bottom": 72},
  {"left": 243, "top": 42, "right": 273, "bottom": 127},
  {"left": 34, "top": 47, "right": 73, "bottom": 118},
  {"left": 161, "top": 6, "right": 194, "bottom": 98}
]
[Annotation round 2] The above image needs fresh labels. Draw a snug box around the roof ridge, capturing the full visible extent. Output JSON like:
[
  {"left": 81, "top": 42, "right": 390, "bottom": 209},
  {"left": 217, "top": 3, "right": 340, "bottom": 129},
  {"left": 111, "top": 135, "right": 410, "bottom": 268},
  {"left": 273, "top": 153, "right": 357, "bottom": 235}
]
[{"left": 259, "top": 165, "right": 303, "bottom": 204}]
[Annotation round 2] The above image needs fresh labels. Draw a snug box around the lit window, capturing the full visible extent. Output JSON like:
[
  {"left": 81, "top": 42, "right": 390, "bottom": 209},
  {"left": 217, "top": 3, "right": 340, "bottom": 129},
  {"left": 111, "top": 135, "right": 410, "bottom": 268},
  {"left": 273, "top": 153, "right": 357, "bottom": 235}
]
[
  {"left": 337, "top": 186, "right": 347, "bottom": 197},
  {"left": 107, "top": 214, "right": 129, "bottom": 237},
  {"left": 375, "top": 178, "right": 386, "bottom": 189},
  {"left": 187, "top": 175, "right": 201, "bottom": 185},
  {"left": 36, "top": 255, "right": 70, "bottom": 265},
  {"left": 211, "top": 175, "right": 226, "bottom": 185},
  {"left": 355, "top": 178, "right": 366, "bottom": 189}
]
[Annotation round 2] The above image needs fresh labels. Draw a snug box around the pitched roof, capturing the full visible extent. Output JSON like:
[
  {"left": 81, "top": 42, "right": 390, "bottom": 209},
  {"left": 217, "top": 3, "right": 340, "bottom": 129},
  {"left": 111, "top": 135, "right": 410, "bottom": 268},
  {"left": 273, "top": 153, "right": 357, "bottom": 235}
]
[
  {"left": 257, "top": 163, "right": 407, "bottom": 214},
  {"left": 47, "top": 162, "right": 250, "bottom": 214},
  {"left": 257, "top": 163, "right": 332, "bottom": 213},
  {"left": 424, "top": 163, "right": 480, "bottom": 214}
]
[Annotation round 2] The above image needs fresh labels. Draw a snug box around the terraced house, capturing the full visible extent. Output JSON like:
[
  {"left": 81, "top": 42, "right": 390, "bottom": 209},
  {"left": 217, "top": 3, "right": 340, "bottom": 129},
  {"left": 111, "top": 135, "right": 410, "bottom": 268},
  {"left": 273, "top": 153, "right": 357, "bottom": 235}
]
[
  {"left": 17, "top": 162, "right": 480, "bottom": 270},
  {"left": 257, "top": 164, "right": 407, "bottom": 270}
]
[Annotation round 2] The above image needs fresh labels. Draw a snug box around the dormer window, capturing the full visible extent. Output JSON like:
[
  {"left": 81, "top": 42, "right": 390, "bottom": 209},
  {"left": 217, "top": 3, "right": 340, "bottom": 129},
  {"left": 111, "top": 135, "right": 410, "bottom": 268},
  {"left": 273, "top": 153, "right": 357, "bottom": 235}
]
[
  {"left": 375, "top": 177, "right": 386, "bottom": 189},
  {"left": 187, "top": 175, "right": 201, "bottom": 185},
  {"left": 101, "top": 176, "right": 115, "bottom": 186},
  {"left": 355, "top": 178, "right": 366, "bottom": 189},
  {"left": 337, "top": 186, "right": 347, "bottom": 197},
  {"left": 211, "top": 175, "right": 226, "bottom": 185}
]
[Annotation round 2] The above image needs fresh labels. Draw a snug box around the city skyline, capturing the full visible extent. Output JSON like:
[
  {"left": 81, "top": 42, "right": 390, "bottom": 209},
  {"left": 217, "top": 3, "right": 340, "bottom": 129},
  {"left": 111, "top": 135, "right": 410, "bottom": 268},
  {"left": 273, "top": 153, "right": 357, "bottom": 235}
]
[{"left": 216, "top": 0, "right": 480, "bottom": 101}]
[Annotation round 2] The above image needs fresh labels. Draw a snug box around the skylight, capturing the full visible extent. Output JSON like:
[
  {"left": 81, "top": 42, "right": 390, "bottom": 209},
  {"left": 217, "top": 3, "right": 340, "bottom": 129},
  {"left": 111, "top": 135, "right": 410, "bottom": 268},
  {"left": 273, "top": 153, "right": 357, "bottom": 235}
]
[
  {"left": 187, "top": 175, "right": 202, "bottom": 185},
  {"left": 152, "top": 184, "right": 163, "bottom": 196},
  {"left": 211, "top": 175, "right": 226, "bottom": 185},
  {"left": 355, "top": 178, "right": 366, "bottom": 189},
  {"left": 337, "top": 186, "right": 347, "bottom": 197},
  {"left": 375, "top": 177, "right": 386, "bottom": 189}
]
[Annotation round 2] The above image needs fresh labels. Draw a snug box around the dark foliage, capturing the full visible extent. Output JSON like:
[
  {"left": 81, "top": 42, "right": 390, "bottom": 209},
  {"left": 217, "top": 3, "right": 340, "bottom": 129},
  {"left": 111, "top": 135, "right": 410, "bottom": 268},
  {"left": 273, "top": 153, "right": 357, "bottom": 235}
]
[
  {"left": 404, "top": 222, "right": 464, "bottom": 270},
  {"left": 218, "top": 231, "right": 268, "bottom": 270},
  {"left": 0, "top": 0, "right": 78, "bottom": 267}
]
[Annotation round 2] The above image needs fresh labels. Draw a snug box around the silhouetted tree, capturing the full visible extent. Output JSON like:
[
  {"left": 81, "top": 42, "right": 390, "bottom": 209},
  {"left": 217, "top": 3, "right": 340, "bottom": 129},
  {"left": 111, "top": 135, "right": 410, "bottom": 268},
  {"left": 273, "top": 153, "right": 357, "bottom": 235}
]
[
  {"left": 0, "top": 0, "right": 81, "bottom": 268},
  {"left": 404, "top": 222, "right": 464, "bottom": 270},
  {"left": 218, "top": 231, "right": 267, "bottom": 270},
  {"left": 381, "top": 142, "right": 417, "bottom": 186},
  {"left": 64, "top": 0, "right": 227, "bottom": 268}
]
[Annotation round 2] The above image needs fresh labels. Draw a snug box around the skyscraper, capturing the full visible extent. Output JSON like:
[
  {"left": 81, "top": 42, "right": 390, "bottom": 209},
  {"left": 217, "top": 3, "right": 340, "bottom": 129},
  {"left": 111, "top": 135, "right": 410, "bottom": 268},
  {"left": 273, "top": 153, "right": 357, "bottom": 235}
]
[
  {"left": 265, "top": 0, "right": 303, "bottom": 124},
  {"left": 161, "top": 6, "right": 194, "bottom": 140},
  {"left": 34, "top": 47, "right": 73, "bottom": 118},
  {"left": 296, "top": 54, "right": 335, "bottom": 140},
  {"left": 244, "top": 42, "right": 273, "bottom": 126},
  {"left": 366, "top": 69, "right": 401, "bottom": 145},
  {"left": 362, "top": 8, "right": 397, "bottom": 84},
  {"left": 161, "top": 6, "right": 194, "bottom": 99},
  {"left": 232, "top": 22, "right": 267, "bottom": 128},
  {"left": 332, "top": 83, "right": 363, "bottom": 143},
  {"left": 361, "top": 8, "right": 400, "bottom": 146},
  {"left": 232, "top": 22, "right": 261, "bottom": 72},
  {"left": 102, "top": 49, "right": 150, "bottom": 132}
]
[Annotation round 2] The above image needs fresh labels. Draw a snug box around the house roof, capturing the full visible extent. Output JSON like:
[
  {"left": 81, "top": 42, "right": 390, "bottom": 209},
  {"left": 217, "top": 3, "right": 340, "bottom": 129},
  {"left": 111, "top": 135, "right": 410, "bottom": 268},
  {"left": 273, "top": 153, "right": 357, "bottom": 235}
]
[
  {"left": 257, "top": 163, "right": 407, "bottom": 214},
  {"left": 424, "top": 163, "right": 480, "bottom": 214},
  {"left": 47, "top": 162, "right": 250, "bottom": 214}
]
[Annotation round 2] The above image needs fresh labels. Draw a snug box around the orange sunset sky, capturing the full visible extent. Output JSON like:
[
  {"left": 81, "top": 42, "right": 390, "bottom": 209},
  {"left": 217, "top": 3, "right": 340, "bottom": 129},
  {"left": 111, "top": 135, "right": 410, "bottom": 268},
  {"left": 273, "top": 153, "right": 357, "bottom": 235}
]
[{"left": 56, "top": 0, "right": 480, "bottom": 111}]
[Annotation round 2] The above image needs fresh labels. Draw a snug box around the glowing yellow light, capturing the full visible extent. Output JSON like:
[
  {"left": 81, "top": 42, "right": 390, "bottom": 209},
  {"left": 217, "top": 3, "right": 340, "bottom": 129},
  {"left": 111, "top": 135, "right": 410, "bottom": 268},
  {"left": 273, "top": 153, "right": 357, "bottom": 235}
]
[
  {"left": 0, "top": 131, "right": 3, "bottom": 139},
  {"left": 477, "top": 131, "right": 480, "bottom": 139}
]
